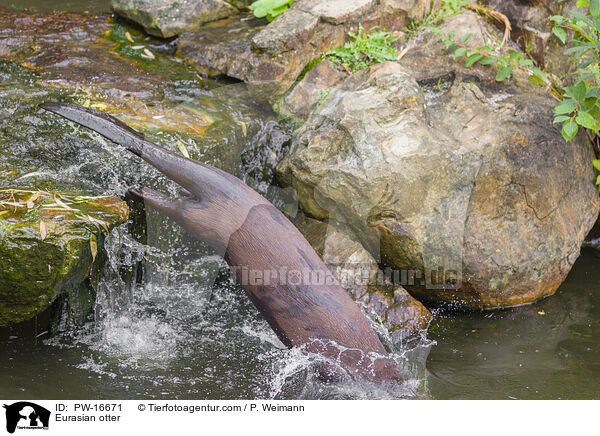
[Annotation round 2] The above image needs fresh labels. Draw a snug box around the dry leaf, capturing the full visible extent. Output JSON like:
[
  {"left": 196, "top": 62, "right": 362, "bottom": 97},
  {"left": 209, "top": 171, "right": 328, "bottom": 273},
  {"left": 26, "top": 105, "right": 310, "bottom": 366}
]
[
  {"left": 54, "top": 197, "right": 74, "bottom": 210},
  {"left": 142, "top": 48, "right": 155, "bottom": 60},
  {"left": 125, "top": 31, "right": 134, "bottom": 43},
  {"left": 177, "top": 140, "right": 190, "bottom": 158},
  {"left": 39, "top": 220, "right": 47, "bottom": 240},
  {"left": 90, "top": 235, "right": 98, "bottom": 263},
  {"left": 26, "top": 191, "right": 41, "bottom": 204}
]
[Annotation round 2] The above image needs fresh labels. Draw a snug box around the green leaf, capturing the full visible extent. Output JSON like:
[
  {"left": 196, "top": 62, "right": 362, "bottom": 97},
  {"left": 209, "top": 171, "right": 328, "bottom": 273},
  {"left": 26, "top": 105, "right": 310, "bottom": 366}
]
[
  {"left": 573, "top": 81, "right": 588, "bottom": 101},
  {"left": 529, "top": 74, "right": 546, "bottom": 86},
  {"left": 478, "top": 56, "right": 496, "bottom": 65},
  {"left": 576, "top": 0, "right": 590, "bottom": 8},
  {"left": 495, "top": 65, "right": 513, "bottom": 81},
  {"left": 461, "top": 33, "right": 472, "bottom": 42},
  {"left": 562, "top": 119, "right": 579, "bottom": 140},
  {"left": 453, "top": 47, "right": 467, "bottom": 58},
  {"left": 593, "top": 159, "right": 600, "bottom": 172},
  {"left": 591, "top": 0, "right": 600, "bottom": 18},
  {"left": 553, "top": 115, "right": 571, "bottom": 123},
  {"left": 554, "top": 99, "right": 577, "bottom": 114},
  {"left": 549, "top": 15, "right": 567, "bottom": 23},
  {"left": 595, "top": 174, "right": 600, "bottom": 185},
  {"left": 464, "top": 53, "right": 483, "bottom": 67},
  {"left": 552, "top": 26, "right": 567, "bottom": 44},
  {"left": 576, "top": 110, "right": 598, "bottom": 130}
]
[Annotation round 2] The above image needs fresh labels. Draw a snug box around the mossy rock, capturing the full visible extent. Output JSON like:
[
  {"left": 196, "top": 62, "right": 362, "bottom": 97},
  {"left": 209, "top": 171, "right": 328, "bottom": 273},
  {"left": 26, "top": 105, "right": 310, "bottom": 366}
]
[{"left": 0, "top": 189, "right": 128, "bottom": 326}]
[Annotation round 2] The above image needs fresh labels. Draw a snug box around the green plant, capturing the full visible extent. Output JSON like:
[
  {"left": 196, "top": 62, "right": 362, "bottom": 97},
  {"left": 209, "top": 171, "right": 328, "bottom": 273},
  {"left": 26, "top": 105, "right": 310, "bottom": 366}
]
[
  {"left": 316, "top": 87, "right": 333, "bottom": 106},
  {"left": 326, "top": 25, "right": 398, "bottom": 73},
  {"left": 432, "top": 29, "right": 550, "bottom": 84},
  {"left": 550, "top": 1, "right": 600, "bottom": 140},
  {"left": 249, "top": 0, "right": 294, "bottom": 21},
  {"left": 434, "top": 0, "right": 600, "bottom": 143}
]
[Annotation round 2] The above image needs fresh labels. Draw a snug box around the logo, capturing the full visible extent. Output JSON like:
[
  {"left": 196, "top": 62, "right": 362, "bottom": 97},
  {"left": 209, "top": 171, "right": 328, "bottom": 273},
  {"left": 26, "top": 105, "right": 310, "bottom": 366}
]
[{"left": 3, "top": 402, "right": 50, "bottom": 434}]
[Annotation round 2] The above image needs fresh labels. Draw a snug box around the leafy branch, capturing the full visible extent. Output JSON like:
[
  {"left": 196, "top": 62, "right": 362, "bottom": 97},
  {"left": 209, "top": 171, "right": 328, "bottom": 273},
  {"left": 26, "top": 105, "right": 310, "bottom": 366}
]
[
  {"left": 549, "top": 1, "right": 600, "bottom": 140},
  {"left": 432, "top": 28, "right": 560, "bottom": 93}
]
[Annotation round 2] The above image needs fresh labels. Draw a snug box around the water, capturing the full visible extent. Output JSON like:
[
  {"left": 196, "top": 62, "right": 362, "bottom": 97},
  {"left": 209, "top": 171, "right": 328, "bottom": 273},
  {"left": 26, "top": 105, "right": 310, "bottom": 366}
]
[{"left": 427, "top": 249, "right": 600, "bottom": 399}]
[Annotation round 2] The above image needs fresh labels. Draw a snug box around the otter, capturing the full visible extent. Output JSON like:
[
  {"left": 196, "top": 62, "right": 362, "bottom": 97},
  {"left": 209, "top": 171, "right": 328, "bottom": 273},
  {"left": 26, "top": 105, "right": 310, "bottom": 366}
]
[{"left": 40, "top": 102, "right": 402, "bottom": 383}]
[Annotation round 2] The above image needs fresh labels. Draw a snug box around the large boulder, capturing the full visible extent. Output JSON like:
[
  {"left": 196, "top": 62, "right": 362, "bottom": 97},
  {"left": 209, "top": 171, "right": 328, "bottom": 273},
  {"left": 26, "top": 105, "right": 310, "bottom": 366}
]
[
  {"left": 177, "top": 0, "right": 438, "bottom": 100},
  {"left": 277, "top": 13, "right": 599, "bottom": 309},
  {"left": 111, "top": 0, "right": 242, "bottom": 38}
]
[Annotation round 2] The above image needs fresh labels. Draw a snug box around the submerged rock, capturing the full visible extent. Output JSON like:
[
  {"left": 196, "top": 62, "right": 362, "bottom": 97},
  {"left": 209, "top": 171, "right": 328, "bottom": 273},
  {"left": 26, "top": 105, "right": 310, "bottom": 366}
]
[
  {"left": 277, "top": 12, "right": 599, "bottom": 309},
  {"left": 0, "top": 11, "right": 216, "bottom": 140},
  {"left": 111, "top": 0, "right": 243, "bottom": 38},
  {"left": 295, "top": 214, "right": 431, "bottom": 338},
  {"left": 0, "top": 189, "right": 128, "bottom": 326}
]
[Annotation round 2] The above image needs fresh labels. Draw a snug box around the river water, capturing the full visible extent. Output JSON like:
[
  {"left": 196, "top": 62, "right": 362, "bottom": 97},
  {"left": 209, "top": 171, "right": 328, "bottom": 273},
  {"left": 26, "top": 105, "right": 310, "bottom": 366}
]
[{"left": 0, "top": 0, "right": 598, "bottom": 400}]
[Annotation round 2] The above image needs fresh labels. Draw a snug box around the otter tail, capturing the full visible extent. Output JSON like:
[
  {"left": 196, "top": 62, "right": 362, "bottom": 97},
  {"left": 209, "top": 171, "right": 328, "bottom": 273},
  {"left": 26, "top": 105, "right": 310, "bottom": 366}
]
[
  {"left": 39, "top": 102, "right": 262, "bottom": 207},
  {"left": 39, "top": 102, "right": 148, "bottom": 156}
]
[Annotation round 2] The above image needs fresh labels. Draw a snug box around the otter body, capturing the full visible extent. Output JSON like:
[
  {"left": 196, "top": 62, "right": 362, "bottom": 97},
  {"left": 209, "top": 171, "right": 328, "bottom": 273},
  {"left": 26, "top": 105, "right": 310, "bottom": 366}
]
[{"left": 40, "top": 102, "right": 402, "bottom": 383}]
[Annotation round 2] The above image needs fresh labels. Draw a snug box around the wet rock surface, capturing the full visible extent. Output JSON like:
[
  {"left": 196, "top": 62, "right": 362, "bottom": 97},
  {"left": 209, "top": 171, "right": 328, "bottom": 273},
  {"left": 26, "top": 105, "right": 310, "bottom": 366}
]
[
  {"left": 0, "top": 9, "right": 287, "bottom": 327},
  {"left": 277, "top": 12, "right": 600, "bottom": 309},
  {"left": 111, "top": 0, "right": 244, "bottom": 38},
  {"left": 0, "top": 190, "right": 128, "bottom": 326}
]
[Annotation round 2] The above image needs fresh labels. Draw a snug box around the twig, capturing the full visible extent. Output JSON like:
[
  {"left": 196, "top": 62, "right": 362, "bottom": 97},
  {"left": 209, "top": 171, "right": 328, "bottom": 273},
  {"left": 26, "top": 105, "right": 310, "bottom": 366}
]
[{"left": 466, "top": 3, "right": 512, "bottom": 48}]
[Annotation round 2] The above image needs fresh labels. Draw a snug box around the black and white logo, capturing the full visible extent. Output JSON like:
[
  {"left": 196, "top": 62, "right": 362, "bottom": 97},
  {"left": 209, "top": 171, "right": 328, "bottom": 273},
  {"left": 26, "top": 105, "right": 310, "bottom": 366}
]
[{"left": 3, "top": 402, "right": 50, "bottom": 434}]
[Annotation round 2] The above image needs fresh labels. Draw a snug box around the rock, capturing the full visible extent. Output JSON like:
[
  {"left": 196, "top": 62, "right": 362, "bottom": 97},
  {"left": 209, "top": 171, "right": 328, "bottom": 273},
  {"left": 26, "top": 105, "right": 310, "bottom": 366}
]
[
  {"left": 382, "top": 0, "right": 442, "bottom": 21},
  {"left": 277, "top": 12, "right": 599, "bottom": 309},
  {"left": 177, "top": 0, "right": 431, "bottom": 99},
  {"left": 0, "top": 11, "right": 216, "bottom": 139},
  {"left": 111, "top": 0, "right": 240, "bottom": 38},
  {"left": 294, "top": 214, "right": 431, "bottom": 337},
  {"left": 277, "top": 59, "right": 347, "bottom": 120},
  {"left": 0, "top": 189, "right": 128, "bottom": 326}
]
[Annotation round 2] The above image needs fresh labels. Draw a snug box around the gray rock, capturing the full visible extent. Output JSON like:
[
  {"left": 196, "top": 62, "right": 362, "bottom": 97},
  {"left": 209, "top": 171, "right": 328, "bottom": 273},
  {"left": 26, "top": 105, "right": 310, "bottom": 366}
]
[
  {"left": 111, "top": 0, "right": 239, "bottom": 38},
  {"left": 277, "top": 59, "right": 347, "bottom": 120},
  {"left": 295, "top": 0, "right": 377, "bottom": 25},
  {"left": 276, "top": 13, "right": 599, "bottom": 309},
  {"left": 177, "top": 0, "right": 432, "bottom": 99}
]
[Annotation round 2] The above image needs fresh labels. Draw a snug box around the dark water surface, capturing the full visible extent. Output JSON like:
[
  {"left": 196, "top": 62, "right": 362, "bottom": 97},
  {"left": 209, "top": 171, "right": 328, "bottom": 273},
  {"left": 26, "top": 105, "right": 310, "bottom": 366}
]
[{"left": 427, "top": 249, "right": 600, "bottom": 399}]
